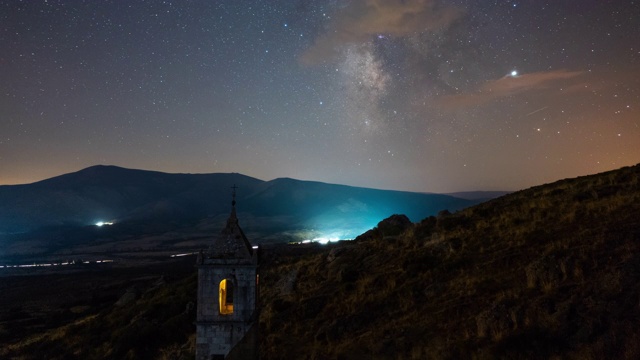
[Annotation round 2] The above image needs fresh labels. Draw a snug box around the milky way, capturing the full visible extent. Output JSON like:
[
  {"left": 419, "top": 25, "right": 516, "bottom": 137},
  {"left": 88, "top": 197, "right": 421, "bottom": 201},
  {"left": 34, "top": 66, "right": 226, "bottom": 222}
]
[{"left": 1, "top": 0, "right": 639, "bottom": 192}]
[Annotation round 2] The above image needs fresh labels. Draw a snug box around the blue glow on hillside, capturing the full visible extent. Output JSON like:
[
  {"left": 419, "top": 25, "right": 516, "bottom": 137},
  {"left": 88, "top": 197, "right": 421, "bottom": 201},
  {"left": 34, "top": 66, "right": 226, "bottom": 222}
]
[{"left": 294, "top": 220, "right": 377, "bottom": 244}]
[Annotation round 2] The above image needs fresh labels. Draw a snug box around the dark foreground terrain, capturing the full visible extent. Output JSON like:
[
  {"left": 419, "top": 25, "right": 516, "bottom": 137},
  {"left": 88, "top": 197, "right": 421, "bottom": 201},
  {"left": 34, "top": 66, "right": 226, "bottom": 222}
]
[
  {"left": 0, "top": 256, "right": 198, "bottom": 359},
  {"left": 2, "top": 164, "right": 640, "bottom": 359}
]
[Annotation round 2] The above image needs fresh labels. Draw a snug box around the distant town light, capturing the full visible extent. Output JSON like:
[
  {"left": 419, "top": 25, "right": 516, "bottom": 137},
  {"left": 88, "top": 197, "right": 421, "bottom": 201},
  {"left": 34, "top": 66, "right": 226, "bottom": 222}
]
[
  {"left": 312, "top": 237, "right": 341, "bottom": 245},
  {"left": 95, "top": 221, "right": 114, "bottom": 227},
  {"left": 170, "top": 252, "right": 198, "bottom": 258}
]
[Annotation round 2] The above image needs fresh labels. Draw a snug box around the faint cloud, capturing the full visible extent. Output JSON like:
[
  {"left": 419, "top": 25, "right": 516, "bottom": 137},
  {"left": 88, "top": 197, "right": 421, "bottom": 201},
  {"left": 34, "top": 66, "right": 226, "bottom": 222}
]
[
  {"left": 438, "top": 70, "right": 585, "bottom": 108},
  {"left": 300, "top": 0, "right": 462, "bottom": 65},
  {"left": 563, "top": 81, "right": 602, "bottom": 94}
]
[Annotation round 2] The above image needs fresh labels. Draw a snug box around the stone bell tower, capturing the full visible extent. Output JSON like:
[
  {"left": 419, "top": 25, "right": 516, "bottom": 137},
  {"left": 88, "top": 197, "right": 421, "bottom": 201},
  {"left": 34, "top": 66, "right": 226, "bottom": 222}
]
[{"left": 195, "top": 186, "right": 259, "bottom": 360}]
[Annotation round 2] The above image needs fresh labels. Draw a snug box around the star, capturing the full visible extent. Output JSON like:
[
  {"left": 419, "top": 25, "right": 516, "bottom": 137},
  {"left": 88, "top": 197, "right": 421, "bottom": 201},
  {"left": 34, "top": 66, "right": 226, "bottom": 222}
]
[{"left": 0, "top": 0, "right": 637, "bottom": 194}]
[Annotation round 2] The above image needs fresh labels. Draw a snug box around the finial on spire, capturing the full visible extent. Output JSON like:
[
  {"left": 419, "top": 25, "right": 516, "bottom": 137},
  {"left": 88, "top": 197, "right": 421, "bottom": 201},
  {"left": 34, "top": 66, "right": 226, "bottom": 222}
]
[
  {"left": 228, "top": 184, "right": 238, "bottom": 224},
  {"left": 231, "top": 184, "right": 238, "bottom": 207}
]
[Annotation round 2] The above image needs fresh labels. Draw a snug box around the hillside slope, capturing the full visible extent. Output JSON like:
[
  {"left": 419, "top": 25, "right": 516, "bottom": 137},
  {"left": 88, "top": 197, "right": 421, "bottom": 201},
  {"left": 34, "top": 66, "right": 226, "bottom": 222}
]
[
  {"left": 259, "top": 164, "right": 640, "bottom": 359},
  {"left": 0, "top": 165, "right": 264, "bottom": 234}
]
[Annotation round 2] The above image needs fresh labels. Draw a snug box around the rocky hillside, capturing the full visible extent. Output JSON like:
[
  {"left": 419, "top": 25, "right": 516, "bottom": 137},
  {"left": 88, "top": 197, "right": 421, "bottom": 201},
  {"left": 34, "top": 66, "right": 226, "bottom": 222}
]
[
  {"left": 2, "top": 164, "right": 639, "bottom": 359},
  {"left": 259, "top": 164, "right": 640, "bottom": 359}
]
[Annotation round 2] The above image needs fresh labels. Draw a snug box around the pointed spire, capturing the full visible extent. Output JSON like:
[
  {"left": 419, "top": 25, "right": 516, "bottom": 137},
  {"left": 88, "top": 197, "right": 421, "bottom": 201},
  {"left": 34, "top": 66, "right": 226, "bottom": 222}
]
[
  {"left": 231, "top": 184, "right": 237, "bottom": 206},
  {"left": 228, "top": 184, "right": 238, "bottom": 224},
  {"left": 205, "top": 183, "right": 254, "bottom": 260}
]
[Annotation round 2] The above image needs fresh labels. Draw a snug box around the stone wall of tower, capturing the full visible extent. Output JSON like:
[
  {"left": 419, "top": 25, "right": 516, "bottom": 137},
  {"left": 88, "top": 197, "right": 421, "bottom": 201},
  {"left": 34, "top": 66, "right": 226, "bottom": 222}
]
[
  {"left": 196, "top": 261, "right": 258, "bottom": 359},
  {"left": 196, "top": 322, "right": 253, "bottom": 359},
  {"left": 196, "top": 264, "right": 257, "bottom": 322}
]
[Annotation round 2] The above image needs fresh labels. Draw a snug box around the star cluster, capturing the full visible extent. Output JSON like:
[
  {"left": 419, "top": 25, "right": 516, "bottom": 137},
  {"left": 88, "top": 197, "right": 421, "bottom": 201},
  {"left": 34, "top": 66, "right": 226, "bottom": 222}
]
[{"left": 1, "top": 0, "right": 638, "bottom": 192}]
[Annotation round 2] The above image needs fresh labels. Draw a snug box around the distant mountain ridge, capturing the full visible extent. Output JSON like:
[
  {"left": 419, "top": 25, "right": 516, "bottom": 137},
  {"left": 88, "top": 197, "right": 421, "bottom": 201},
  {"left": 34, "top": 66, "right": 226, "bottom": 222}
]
[
  {"left": 0, "top": 165, "right": 484, "bottom": 239},
  {"left": 0, "top": 166, "right": 263, "bottom": 234}
]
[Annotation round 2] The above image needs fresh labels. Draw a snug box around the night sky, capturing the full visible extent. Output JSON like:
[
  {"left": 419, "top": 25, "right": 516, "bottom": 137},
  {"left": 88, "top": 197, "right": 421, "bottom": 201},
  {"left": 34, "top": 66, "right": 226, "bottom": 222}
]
[{"left": 2, "top": 0, "right": 639, "bottom": 192}]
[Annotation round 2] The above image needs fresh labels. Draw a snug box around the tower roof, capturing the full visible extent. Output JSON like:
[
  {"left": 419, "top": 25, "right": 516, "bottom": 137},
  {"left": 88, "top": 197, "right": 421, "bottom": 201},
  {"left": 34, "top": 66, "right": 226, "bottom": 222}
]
[{"left": 205, "top": 185, "right": 254, "bottom": 261}]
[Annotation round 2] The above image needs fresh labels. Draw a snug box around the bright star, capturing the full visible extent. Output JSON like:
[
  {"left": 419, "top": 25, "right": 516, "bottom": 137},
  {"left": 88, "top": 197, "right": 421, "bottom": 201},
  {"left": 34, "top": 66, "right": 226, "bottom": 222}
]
[{"left": 511, "top": 70, "right": 518, "bottom": 77}]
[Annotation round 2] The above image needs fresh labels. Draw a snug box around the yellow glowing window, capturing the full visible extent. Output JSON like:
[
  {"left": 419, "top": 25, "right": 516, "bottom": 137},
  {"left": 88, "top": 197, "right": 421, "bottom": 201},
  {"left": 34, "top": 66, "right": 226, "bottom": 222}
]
[{"left": 219, "top": 279, "right": 234, "bottom": 315}]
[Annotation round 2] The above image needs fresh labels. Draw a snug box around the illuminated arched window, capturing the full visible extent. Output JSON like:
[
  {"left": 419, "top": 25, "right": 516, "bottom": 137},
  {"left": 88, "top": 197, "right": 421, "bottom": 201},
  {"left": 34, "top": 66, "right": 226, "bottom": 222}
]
[{"left": 219, "top": 279, "right": 234, "bottom": 315}]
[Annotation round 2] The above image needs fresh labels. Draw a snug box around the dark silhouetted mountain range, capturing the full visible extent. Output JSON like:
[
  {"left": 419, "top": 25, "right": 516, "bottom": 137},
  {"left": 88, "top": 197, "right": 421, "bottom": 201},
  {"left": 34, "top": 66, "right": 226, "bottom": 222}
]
[{"left": 0, "top": 166, "right": 482, "bottom": 242}]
